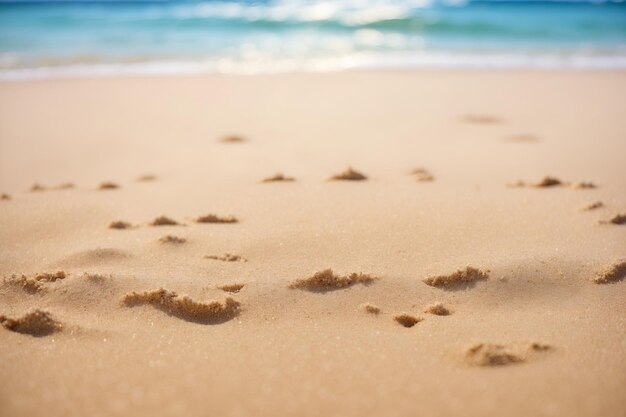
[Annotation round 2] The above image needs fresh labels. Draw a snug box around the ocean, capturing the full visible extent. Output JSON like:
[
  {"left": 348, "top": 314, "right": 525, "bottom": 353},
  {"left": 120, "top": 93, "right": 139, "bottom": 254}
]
[{"left": 1, "top": 0, "right": 625, "bottom": 79}]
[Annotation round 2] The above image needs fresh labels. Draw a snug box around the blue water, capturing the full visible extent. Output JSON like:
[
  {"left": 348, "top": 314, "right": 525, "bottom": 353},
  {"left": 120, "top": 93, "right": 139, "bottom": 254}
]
[{"left": 0, "top": 0, "right": 625, "bottom": 78}]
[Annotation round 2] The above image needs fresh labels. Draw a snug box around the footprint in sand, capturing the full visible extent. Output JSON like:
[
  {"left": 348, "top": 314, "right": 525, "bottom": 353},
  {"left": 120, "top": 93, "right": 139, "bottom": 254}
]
[
  {"left": 3, "top": 271, "right": 67, "bottom": 294},
  {"left": 361, "top": 303, "right": 381, "bottom": 315},
  {"left": 410, "top": 168, "right": 434, "bottom": 182},
  {"left": 1, "top": 193, "right": 10, "bottom": 201},
  {"left": 424, "top": 302, "right": 451, "bottom": 316},
  {"left": 98, "top": 182, "right": 120, "bottom": 190},
  {"left": 121, "top": 288, "right": 240, "bottom": 324},
  {"left": 159, "top": 235, "right": 187, "bottom": 245},
  {"left": 599, "top": 213, "right": 626, "bottom": 225},
  {"left": 136, "top": 174, "right": 157, "bottom": 182},
  {"left": 150, "top": 216, "right": 181, "bottom": 226},
  {"left": 0, "top": 309, "right": 62, "bottom": 336},
  {"left": 592, "top": 260, "right": 626, "bottom": 284},
  {"left": 329, "top": 167, "right": 367, "bottom": 181},
  {"left": 262, "top": 173, "right": 295, "bottom": 183},
  {"left": 206, "top": 253, "right": 246, "bottom": 262},
  {"left": 289, "top": 269, "right": 377, "bottom": 293},
  {"left": 394, "top": 313, "right": 423, "bottom": 328},
  {"left": 195, "top": 214, "right": 238, "bottom": 224},
  {"left": 109, "top": 220, "right": 133, "bottom": 230},
  {"left": 218, "top": 284, "right": 245, "bottom": 293},
  {"left": 580, "top": 201, "right": 603, "bottom": 211},
  {"left": 509, "top": 176, "right": 597, "bottom": 189},
  {"left": 423, "top": 266, "right": 489, "bottom": 290},
  {"left": 29, "top": 182, "right": 75, "bottom": 192},
  {"left": 220, "top": 135, "right": 246, "bottom": 144},
  {"left": 462, "top": 342, "right": 552, "bottom": 367}
]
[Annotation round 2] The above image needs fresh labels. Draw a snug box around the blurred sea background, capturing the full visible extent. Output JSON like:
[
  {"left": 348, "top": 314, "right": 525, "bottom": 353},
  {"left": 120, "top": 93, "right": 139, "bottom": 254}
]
[{"left": 1, "top": 0, "right": 625, "bottom": 79}]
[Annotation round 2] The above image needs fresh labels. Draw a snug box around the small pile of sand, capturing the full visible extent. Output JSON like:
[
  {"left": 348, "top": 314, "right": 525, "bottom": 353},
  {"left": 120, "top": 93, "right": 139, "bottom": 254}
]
[
  {"left": 219, "top": 284, "right": 244, "bottom": 293},
  {"left": 289, "top": 269, "right": 377, "bottom": 292},
  {"left": 109, "top": 220, "right": 132, "bottom": 230},
  {"left": 424, "top": 302, "right": 451, "bottom": 316},
  {"left": 98, "top": 182, "right": 119, "bottom": 190},
  {"left": 571, "top": 181, "right": 597, "bottom": 189},
  {"left": 463, "top": 342, "right": 552, "bottom": 367},
  {"left": 394, "top": 314, "right": 422, "bottom": 328},
  {"left": 533, "top": 176, "right": 563, "bottom": 187},
  {"left": 329, "top": 167, "right": 367, "bottom": 181},
  {"left": 159, "top": 235, "right": 186, "bottom": 244},
  {"left": 137, "top": 174, "right": 156, "bottom": 182},
  {"left": 205, "top": 253, "right": 246, "bottom": 262},
  {"left": 150, "top": 216, "right": 180, "bottom": 226},
  {"left": 30, "top": 183, "right": 46, "bottom": 192},
  {"left": 361, "top": 303, "right": 381, "bottom": 314},
  {"left": 1, "top": 193, "right": 10, "bottom": 201},
  {"left": 195, "top": 214, "right": 238, "bottom": 224},
  {"left": 411, "top": 168, "right": 434, "bottom": 182},
  {"left": 600, "top": 213, "right": 626, "bottom": 225},
  {"left": 581, "top": 201, "right": 603, "bottom": 211},
  {"left": 262, "top": 173, "right": 295, "bottom": 182},
  {"left": 593, "top": 260, "right": 626, "bottom": 284},
  {"left": 122, "top": 288, "right": 240, "bottom": 324},
  {"left": 423, "top": 267, "right": 489, "bottom": 289},
  {"left": 0, "top": 309, "right": 62, "bottom": 336},
  {"left": 220, "top": 135, "right": 246, "bottom": 143},
  {"left": 6, "top": 271, "right": 67, "bottom": 294}
]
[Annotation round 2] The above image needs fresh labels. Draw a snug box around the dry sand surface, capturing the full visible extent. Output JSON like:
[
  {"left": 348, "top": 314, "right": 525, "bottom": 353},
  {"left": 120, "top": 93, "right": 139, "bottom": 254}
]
[{"left": 0, "top": 71, "right": 625, "bottom": 417}]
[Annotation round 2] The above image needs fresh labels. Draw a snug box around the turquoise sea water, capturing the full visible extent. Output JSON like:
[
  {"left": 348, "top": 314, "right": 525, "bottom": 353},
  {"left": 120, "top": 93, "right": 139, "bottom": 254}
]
[{"left": 0, "top": 0, "right": 625, "bottom": 78}]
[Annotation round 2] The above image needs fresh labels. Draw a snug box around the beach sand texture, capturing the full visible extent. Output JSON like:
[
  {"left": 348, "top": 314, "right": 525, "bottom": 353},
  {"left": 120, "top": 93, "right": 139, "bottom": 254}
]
[{"left": 0, "top": 71, "right": 625, "bottom": 417}]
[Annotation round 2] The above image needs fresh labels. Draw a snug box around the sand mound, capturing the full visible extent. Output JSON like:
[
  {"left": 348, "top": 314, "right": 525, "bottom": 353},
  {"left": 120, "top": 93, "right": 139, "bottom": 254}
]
[
  {"left": 424, "top": 302, "right": 451, "bottom": 316},
  {"left": 571, "top": 181, "right": 597, "bottom": 189},
  {"left": 159, "top": 235, "right": 186, "bottom": 245},
  {"left": 150, "top": 216, "right": 180, "bottom": 226},
  {"left": 220, "top": 135, "right": 246, "bottom": 143},
  {"left": 109, "top": 220, "right": 132, "bottom": 230},
  {"left": 289, "top": 269, "right": 377, "bottom": 292},
  {"left": 600, "top": 213, "right": 626, "bottom": 225},
  {"left": 394, "top": 314, "right": 422, "bottom": 328},
  {"left": 1, "top": 193, "right": 10, "bottom": 200},
  {"left": 98, "top": 182, "right": 119, "bottom": 190},
  {"left": 262, "top": 173, "right": 295, "bottom": 182},
  {"left": 361, "top": 303, "right": 381, "bottom": 314},
  {"left": 206, "top": 253, "right": 246, "bottom": 262},
  {"left": 219, "top": 284, "right": 244, "bottom": 293},
  {"left": 0, "top": 309, "right": 62, "bottom": 336},
  {"left": 423, "top": 267, "right": 489, "bottom": 289},
  {"left": 593, "top": 261, "right": 626, "bottom": 284},
  {"left": 30, "top": 183, "right": 46, "bottom": 192},
  {"left": 462, "top": 114, "right": 502, "bottom": 124},
  {"left": 4, "top": 271, "right": 67, "bottom": 294},
  {"left": 411, "top": 168, "right": 434, "bottom": 182},
  {"left": 329, "top": 167, "right": 367, "bottom": 181},
  {"left": 122, "top": 288, "right": 240, "bottom": 324},
  {"left": 463, "top": 342, "right": 552, "bottom": 367},
  {"left": 195, "top": 214, "right": 238, "bottom": 224},
  {"left": 532, "top": 176, "right": 563, "bottom": 187},
  {"left": 137, "top": 174, "right": 156, "bottom": 182},
  {"left": 581, "top": 201, "right": 603, "bottom": 211}
]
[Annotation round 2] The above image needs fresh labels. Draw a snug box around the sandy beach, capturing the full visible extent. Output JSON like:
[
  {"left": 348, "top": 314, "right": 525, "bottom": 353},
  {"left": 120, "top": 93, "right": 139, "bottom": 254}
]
[{"left": 0, "top": 70, "right": 625, "bottom": 417}]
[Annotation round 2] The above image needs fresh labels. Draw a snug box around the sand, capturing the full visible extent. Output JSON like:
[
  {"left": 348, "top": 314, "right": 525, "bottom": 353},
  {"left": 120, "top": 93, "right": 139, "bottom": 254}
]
[{"left": 0, "top": 70, "right": 625, "bottom": 417}]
